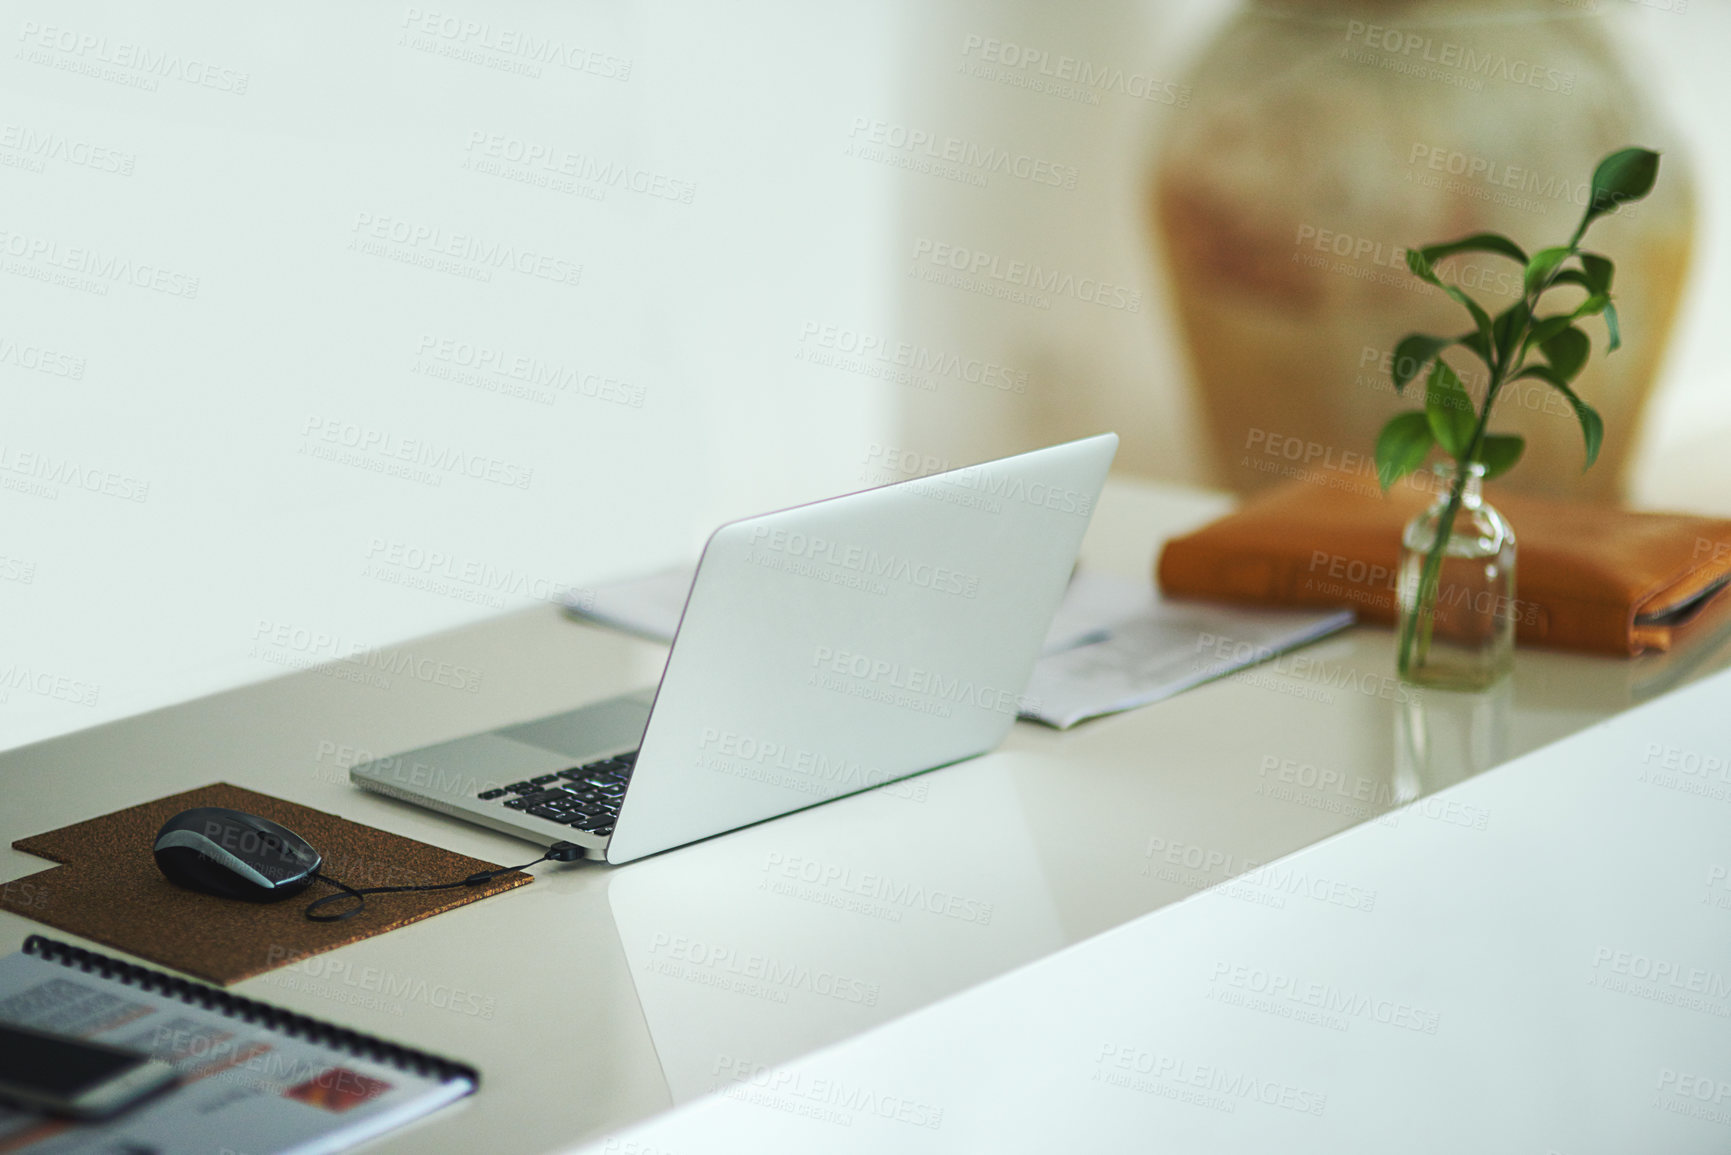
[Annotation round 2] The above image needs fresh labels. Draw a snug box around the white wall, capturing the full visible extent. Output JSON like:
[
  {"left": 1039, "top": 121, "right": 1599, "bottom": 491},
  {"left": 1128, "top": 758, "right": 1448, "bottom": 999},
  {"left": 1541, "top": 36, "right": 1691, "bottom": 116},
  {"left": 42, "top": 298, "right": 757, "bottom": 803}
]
[
  {"left": 1614, "top": 0, "right": 1731, "bottom": 510},
  {"left": 0, "top": 0, "right": 901, "bottom": 750}
]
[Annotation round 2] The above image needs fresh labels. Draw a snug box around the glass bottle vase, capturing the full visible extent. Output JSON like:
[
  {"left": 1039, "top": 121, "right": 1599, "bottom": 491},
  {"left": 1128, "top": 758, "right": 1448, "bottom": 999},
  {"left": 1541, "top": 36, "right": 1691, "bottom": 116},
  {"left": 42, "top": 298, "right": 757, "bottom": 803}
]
[{"left": 1396, "top": 464, "right": 1516, "bottom": 690}]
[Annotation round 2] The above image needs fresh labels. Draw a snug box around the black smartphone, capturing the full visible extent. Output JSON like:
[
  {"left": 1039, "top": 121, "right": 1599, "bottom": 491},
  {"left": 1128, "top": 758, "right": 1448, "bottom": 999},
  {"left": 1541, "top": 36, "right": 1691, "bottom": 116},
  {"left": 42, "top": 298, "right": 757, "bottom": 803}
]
[{"left": 0, "top": 1022, "right": 179, "bottom": 1119}]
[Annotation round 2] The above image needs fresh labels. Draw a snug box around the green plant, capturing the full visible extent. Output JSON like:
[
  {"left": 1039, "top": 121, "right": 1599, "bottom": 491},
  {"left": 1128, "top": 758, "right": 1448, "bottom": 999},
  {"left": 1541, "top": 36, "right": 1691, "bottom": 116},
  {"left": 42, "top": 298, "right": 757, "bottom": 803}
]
[{"left": 1374, "top": 146, "right": 1661, "bottom": 678}]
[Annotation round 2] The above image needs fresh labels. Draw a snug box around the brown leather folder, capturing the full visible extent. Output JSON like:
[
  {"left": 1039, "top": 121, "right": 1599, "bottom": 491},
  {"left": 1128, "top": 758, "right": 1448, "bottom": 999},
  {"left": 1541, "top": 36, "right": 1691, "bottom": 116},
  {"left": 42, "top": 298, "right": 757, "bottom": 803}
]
[{"left": 1157, "top": 479, "right": 1731, "bottom": 656}]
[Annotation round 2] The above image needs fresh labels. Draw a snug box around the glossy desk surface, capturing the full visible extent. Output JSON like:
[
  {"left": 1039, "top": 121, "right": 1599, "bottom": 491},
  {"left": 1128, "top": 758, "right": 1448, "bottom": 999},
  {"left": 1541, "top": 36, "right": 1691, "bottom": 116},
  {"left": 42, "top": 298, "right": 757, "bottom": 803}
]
[
  {"left": 584, "top": 664, "right": 1731, "bottom": 1153},
  {"left": 4, "top": 478, "right": 1729, "bottom": 1153}
]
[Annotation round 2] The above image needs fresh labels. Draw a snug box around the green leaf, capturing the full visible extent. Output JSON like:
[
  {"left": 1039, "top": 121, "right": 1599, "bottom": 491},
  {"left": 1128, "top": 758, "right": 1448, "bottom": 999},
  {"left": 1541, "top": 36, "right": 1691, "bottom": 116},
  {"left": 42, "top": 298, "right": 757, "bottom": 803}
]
[
  {"left": 1579, "top": 253, "right": 1614, "bottom": 295},
  {"left": 1604, "top": 300, "right": 1621, "bottom": 352},
  {"left": 1458, "top": 328, "right": 1494, "bottom": 367},
  {"left": 1575, "top": 402, "right": 1604, "bottom": 471},
  {"left": 1590, "top": 148, "right": 1660, "bottom": 212},
  {"left": 1541, "top": 326, "right": 1591, "bottom": 382},
  {"left": 1493, "top": 301, "right": 1531, "bottom": 365},
  {"left": 1375, "top": 412, "right": 1435, "bottom": 490},
  {"left": 1515, "top": 366, "right": 1605, "bottom": 470},
  {"left": 1424, "top": 361, "right": 1477, "bottom": 458},
  {"left": 1446, "top": 287, "right": 1496, "bottom": 359},
  {"left": 1546, "top": 269, "right": 1594, "bottom": 293},
  {"left": 1514, "top": 365, "right": 1566, "bottom": 389},
  {"left": 1419, "top": 232, "right": 1530, "bottom": 267},
  {"left": 1405, "top": 249, "right": 1496, "bottom": 357},
  {"left": 1571, "top": 293, "right": 1610, "bottom": 319},
  {"left": 1526, "top": 314, "right": 1574, "bottom": 346},
  {"left": 1474, "top": 433, "right": 1526, "bottom": 480},
  {"left": 1524, "top": 246, "right": 1574, "bottom": 296},
  {"left": 1577, "top": 147, "right": 1660, "bottom": 237},
  {"left": 1391, "top": 334, "right": 1455, "bottom": 393}
]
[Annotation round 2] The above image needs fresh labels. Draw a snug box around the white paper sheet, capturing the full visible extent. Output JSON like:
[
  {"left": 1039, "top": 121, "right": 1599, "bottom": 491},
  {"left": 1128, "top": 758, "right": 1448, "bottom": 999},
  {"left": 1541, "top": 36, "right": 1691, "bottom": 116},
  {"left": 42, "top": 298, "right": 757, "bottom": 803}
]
[
  {"left": 1021, "top": 596, "right": 1355, "bottom": 729},
  {"left": 568, "top": 564, "right": 698, "bottom": 642}
]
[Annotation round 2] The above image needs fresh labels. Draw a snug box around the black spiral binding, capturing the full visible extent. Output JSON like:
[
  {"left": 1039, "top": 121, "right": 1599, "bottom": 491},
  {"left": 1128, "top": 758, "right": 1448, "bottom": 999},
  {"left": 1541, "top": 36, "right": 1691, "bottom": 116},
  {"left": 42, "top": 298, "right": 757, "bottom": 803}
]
[{"left": 21, "top": 935, "right": 481, "bottom": 1089}]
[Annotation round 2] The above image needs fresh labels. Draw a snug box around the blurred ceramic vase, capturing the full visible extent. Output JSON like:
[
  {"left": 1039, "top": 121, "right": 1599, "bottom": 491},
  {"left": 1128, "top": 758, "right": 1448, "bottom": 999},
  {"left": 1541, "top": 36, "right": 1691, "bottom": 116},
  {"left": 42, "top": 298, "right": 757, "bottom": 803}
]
[{"left": 1153, "top": 0, "right": 1693, "bottom": 500}]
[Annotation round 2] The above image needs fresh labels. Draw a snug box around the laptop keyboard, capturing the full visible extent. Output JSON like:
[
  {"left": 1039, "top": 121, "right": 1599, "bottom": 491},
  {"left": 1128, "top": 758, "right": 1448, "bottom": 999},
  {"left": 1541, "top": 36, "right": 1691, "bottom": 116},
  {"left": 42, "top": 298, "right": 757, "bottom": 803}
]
[{"left": 474, "top": 751, "right": 636, "bottom": 838}]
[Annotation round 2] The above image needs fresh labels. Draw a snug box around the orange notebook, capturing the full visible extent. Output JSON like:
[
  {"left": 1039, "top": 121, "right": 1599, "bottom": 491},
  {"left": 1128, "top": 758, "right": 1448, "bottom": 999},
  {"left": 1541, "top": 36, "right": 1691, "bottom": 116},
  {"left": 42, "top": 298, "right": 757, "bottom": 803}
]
[{"left": 1157, "top": 480, "right": 1731, "bottom": 656}]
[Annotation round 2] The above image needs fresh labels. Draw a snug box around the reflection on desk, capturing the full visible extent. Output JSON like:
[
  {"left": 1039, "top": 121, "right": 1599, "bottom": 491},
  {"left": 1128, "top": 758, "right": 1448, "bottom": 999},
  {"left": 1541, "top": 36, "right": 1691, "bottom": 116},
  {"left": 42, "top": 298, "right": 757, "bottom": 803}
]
[{"left": 607, "top": 752, "right": 1064, "bottom": 1102}]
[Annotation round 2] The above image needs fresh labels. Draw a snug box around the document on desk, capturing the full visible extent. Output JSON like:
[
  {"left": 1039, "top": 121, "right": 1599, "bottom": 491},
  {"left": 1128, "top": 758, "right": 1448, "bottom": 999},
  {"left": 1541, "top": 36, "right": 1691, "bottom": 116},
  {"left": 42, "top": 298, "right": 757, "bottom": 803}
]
[
  {"left": 0, "top": 937, "right": 476, "bottom": 1154},
  {"left": 569, "top": 568, "right": 1353, "bottom": 729},
  {"left": 570, "top": 564, "right": 698, "bottom": 642},
  {"left": 1020, "top": 582, "right": 1355, "bottom": 729}
]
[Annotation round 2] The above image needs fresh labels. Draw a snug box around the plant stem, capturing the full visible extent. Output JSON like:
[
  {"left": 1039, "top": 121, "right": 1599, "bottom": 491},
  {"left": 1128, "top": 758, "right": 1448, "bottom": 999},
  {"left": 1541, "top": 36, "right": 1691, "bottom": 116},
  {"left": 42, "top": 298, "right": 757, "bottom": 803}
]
[
  {"left": 1398, "top": 470, "right": 1464, "bottom": 675},
  {"left": 1398, "top": 374, "right": 1506, "bottom": 677},
  {"left": 1398, "top": 251, "right": 1576, "bottom": 678}
]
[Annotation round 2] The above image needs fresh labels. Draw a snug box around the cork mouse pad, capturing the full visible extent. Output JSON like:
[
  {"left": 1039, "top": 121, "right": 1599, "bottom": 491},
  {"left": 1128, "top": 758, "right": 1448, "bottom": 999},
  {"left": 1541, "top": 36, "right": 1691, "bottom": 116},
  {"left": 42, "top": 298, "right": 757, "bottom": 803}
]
[{"left": 1, "top": 783, "right": 533, "bottom": 985}]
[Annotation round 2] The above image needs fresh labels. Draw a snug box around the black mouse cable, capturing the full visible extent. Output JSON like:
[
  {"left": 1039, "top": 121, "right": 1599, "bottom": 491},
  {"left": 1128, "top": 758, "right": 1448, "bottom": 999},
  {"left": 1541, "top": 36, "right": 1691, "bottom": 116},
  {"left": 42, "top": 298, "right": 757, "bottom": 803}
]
[{"left": 302, "top": 840, "right": 585, "bottom": 922}]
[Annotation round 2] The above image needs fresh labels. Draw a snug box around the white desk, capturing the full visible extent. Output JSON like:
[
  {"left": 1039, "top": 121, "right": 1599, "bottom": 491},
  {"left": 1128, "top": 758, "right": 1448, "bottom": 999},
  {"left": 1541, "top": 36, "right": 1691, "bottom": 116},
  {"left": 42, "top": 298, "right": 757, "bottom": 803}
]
[
  {"left": 3, "top": 479, "right": 1728, "bottom": 1153},
  {"left": 587, "top": 665, "right": 1731, "bottom": 1153}
]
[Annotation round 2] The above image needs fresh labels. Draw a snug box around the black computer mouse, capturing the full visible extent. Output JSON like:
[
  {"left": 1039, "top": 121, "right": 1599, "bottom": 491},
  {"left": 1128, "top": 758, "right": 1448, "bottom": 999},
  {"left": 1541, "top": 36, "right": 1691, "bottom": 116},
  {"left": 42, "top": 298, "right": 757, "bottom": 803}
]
[{"left": 152, "top": 807, "right": 322, "bottom": 902}]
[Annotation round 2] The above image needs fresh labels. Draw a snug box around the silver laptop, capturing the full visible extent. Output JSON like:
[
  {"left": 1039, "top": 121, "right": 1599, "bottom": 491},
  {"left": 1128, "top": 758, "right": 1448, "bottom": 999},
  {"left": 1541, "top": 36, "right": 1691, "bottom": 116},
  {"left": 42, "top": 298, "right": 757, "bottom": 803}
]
[{"left": 350, "top": 433, "right": 1117, "bottom": 863}]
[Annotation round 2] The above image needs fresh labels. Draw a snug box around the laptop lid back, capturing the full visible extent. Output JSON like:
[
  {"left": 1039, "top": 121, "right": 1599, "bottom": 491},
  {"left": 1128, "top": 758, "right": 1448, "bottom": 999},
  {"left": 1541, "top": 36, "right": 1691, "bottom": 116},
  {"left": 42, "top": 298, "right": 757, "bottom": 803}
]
[{"left": 606, "top": 433, "right": 1117, "bottom": 863}]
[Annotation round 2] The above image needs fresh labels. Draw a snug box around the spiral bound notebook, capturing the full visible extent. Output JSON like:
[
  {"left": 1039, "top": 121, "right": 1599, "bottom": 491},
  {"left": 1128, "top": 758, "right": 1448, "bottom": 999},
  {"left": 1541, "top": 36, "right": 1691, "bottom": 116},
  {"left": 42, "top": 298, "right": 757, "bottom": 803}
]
[{"left": 0, "top": 936, "right": 476, "bottom": 1154}]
